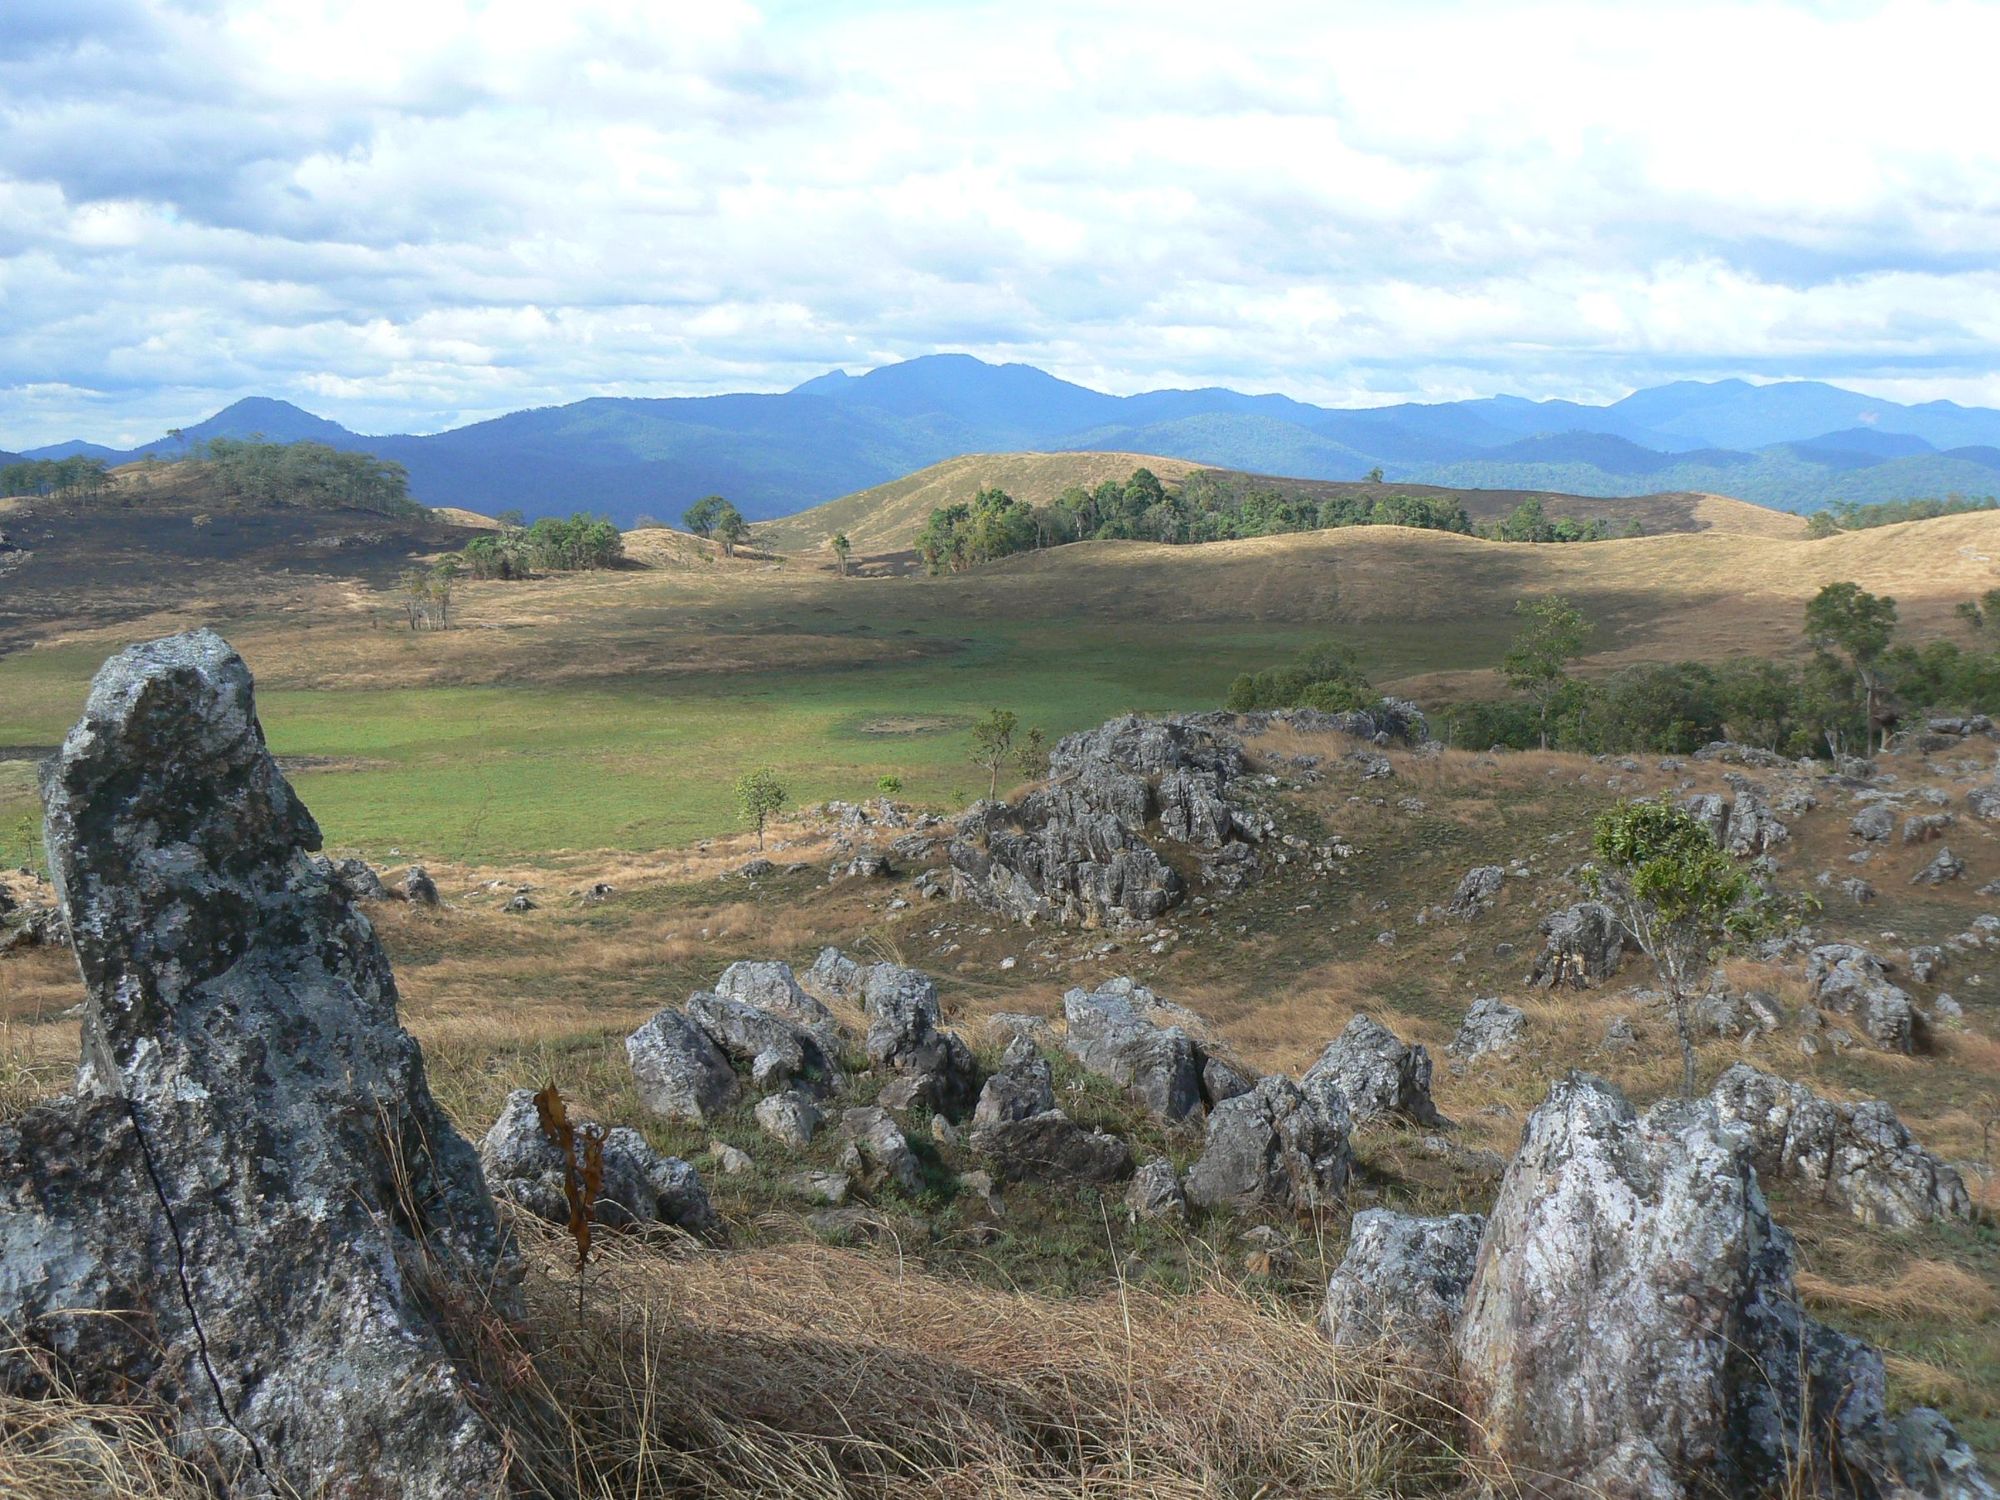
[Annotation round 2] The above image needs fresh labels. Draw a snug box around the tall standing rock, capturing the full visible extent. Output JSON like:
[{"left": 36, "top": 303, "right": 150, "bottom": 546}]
[
  {"left": 1, "top": 631, "right": 517, "bottom": 1496},
  {"left": 1455, "top": 1071, "right": 1990, "bottom": 1499}
]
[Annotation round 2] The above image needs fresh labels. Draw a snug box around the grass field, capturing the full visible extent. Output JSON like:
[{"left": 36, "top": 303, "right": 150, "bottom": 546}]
[{"left": 5, "top": 507, "right": 2000, "bottom": 869}]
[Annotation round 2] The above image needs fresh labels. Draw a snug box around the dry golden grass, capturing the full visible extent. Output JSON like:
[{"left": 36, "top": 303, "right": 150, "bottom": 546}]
[
  {"left": 467, "top": 1218, "right": 1465, "bottom": 1500},
  {"left": 1798, "top": 1261, "right": 1999, "bottom": 1324}
]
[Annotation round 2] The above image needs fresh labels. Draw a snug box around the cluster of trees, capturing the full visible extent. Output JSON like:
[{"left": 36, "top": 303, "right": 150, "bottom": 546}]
[
  {"left": 684, "top": 496, "right": 751, "bottom": 556},
  {"left": 913, "top": 471, "right": 1633, "bottom": 576},
  {"left": 460, "top": 514, "right": 624, "bottom": 579},
  {"left": 1444, "top": 581, "right": 1993, "bottom": 757},
  {"left": 1, "top": 456, "right": 113, "bottom": 499},
  {"left": 397, "top": 562, "right": 457, "bottom": 630},
  {"left": 1805, "top": 494, "right": 1998, "bottom": 537},
  {"left": 195, "top": 439, "right": 417, "bottom": 516},
  {"left": 1482, "top": 495, "right": 1632, "bottom": 543},
  {"left": 1225, "top": 643, "right": 1377, "bottom": 714}
]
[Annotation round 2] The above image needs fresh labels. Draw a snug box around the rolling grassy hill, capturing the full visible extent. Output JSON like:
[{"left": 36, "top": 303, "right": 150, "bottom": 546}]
[{"left": 762, "top": 451, "right": 1806, "bottom": 555}]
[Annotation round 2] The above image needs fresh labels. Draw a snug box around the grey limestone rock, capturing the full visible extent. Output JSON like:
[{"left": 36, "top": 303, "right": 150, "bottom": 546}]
[
  {"left": 627, "top": 1007, "right": 741, "bottom": 1122},
  {"left": 1303, "top": 1014, "right": 1440, "bottom": 1126},
  {"left": 1183, "top": 1075, "right": 1352, "bottom": 1213},
  {"left": 1527, "top": 901, "right": 1630, "bottom": 989},
  {"left": 1709, "top": 1063, "right": 1971, "bottom": 1228},
  {"left": 1, "top": 630, "right": 517, "bottom": 1497}
]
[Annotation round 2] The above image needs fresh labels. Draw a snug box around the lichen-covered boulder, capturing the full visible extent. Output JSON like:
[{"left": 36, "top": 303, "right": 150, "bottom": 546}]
[
  {"left": 1709, "top": 1064, "right": 1971, "bottom": 1227},
  {"left": 713, "top": 958, "right": 844, "bottom": 1047},
  {"left": 627, "top": 1007, "right": 740, "bottom": 1122},
  {"left": 1449, "top": 996, "right": 1527, "bottom": 1061},
  {"left": 687, "top": 989, "right": 844, "bottom": 1094},
  {"left": 973, "top": 1035, "right": 1056, "bottom": 1127},
  {"left": 1807, "top": 943, "right": 1919, "bottom": 1053},
  {"left": 1446, "top": 865, "right": 1504, "bottom": 919},
  {"left": 480, "top": 1089, "right": 718, "bottom": 1236},
  {"left": 970, "top": 1108, "right": 1132, "bottom": 1186},
  {"left": 1062, "top": 978, "right": 1205, "bottom": 1123},
  {"left": 1323, "top": 1209, "right": 1484, "bottom": 1352},
  {"left": 1455, "top": 1071, "right": 1990, "bottom": 1500},
  {"left": 1527, "top": 901, "right": 1630, "bottom": 988},
  {"left": 1303, "top": 1014, "right": 1440, "bottom": 1126},
  {"left": 838, "top": 1106, "right": 926, "bottom": 1196},
  {"left": 1125, "top": 1157, "right": 1187, "bottom": 1221},
  {"left": 1, "top": 630, "right": 518, "bottom": 1497}
]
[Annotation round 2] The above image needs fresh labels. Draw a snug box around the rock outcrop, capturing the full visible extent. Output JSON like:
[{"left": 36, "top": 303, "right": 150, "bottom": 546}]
[
  {"left": 1455, "top": 1071, "right": 1988, "bottom": 1500},
  {"left": 1445, "top": 865, "right": 1504, "bottom": 919},
  {"left": 1303, "top": 1014, "right": 1440, "bottom": 1126},
  {"left": 0, "top": 631, "right": 517, "bottom": 1496},
  {"left": 480, "top": 1088, "right": 718, "bottom": 1236},
  {"left": 970, "top": 1108, "right": 1133, "bottom": 1186},
  {"left": 1709, "top": 1064, "right": 1972, "bottom": 1227},
  {"left": 1526, "top": 901, "right": 1630, "bottom": 988},
  {"left": 1062, "top": 978, "right": 1206, "bottom": 1122},
  {"left": 948, "top": 714, "right": 1252, "bottom": 928},
  {"left": 627, "top": 1008, "right": 741, "bottom": 1122}
]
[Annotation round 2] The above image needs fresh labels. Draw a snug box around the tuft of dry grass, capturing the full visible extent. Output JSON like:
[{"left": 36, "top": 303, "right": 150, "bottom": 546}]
[
  {"left": 461, "top": 1219, "right": 1468, "bottom": 1500},
  {"left": 1798, "top": 1261, "right": 2000, "bottom": 1324}
]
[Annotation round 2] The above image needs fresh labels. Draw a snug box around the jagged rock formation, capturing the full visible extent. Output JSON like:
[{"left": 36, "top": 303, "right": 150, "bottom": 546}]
[
  {"left": 1527, "top": 900, "right": 1631, "bottom": 988},
  {"left": 1807, "top": 943, "right": 1920, "bottom": 1053},
  {"left": 1183, "top": 1075, "right": 1352, "bottom": 1213},
  {"left": 861, "top": 960, "right": 978, "bottom": 1113},
  {"left": 1125, "top": 1157, "right": 1187, "bottom": 1221},
  {"left": 1303, "top": 1014, "right": 1440, "bottom": 1126},
  {"left": 970, "top": 1108, "right": 1133, "bottom": 1186},
  {"left": 973, "top": 1035, "right": 1056, "bottom": 1127},
  {"left": 480, "top": 1088, "right": 718, "bottom": 1236},
  {"left": 0, "top": 631, "right": 516, "bottom": 1497},
  {"left": 1709, "top": 1064, "right": 1971, "bottom": 1227},
  {"left": 1455, "top": 1072, "right": 1988, "bottom": 1500},
  {"left": 948, "top": 714, "right": 1252, "bottom": 927},
  {"left": 1059, "top": 976, "right": 1254, "bottom": 1123},
  {"left": 627, "top": 1008, "right": 741, "bottom": 1121}
]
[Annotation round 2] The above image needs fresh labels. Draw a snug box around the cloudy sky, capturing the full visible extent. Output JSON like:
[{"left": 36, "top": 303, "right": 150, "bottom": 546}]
[{"left": 4, "top": 0, "right": 1998, "bottom": 447}]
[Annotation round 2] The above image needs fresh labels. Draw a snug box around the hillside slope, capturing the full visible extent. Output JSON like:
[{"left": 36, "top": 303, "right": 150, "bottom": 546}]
[
  {"left": 765, "top": 452, "right": 1803, "bottom": 554},
  {"left": 757, "top": 451, "right": 1206, "bottom": 553}
]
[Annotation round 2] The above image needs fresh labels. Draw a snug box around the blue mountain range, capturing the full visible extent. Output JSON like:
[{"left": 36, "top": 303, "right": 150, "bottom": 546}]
[{"left": 17, "top": 357, "right": 2000, "bottom": 524}]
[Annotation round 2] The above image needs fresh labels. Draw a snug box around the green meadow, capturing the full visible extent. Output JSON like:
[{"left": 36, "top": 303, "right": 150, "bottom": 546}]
[{"left": 0, "top": 596, "right": 1504, "bottom": 870}]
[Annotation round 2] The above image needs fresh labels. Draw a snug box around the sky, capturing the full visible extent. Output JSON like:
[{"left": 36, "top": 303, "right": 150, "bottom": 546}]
[{"left": 4, "top": 0, "right": 2000, "bottom": 448}]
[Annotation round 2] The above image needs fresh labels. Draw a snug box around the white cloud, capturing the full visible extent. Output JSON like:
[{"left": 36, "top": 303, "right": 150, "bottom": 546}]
[{"left": 2, "top": 0, "right": 1999, "bottom": 445}]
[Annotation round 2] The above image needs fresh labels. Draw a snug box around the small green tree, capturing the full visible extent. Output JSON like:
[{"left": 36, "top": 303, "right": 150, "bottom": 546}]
[
  {"left": 1804, "top": 581, "right": 1898, "bottom": 752},
  {"left": 875, "top": 774, "right": 902, "bottom": 796},
  {"left": 734, "top": 767, "right": 788, "bottom": 849},
  {"left": 1591, "top": 801, "right": 1762, "bottom": 1098},
  {"left": 831, "top": 533, "right": 853, "bottom": 576},
  {"left": 1015, "top": 726, "right": 1049, "bottom": 780},
  {"left": 1804, "top": 510, "right": 1841, "bottom": 539},
  {"left": 1501, "top": 595, "right": 1591, "bottom": 749},
  {"left": 1366, "top": 466, "right": 1385, "bottom": 485},
  {"left": 716, "top": 507, "right": 751, "bottom": 558},
  {"left": 969, "top": 709, "right": 1019, "bottom": 800},
  {"left": 683, "top": 495, "right": 730, "bottom": 538}
]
